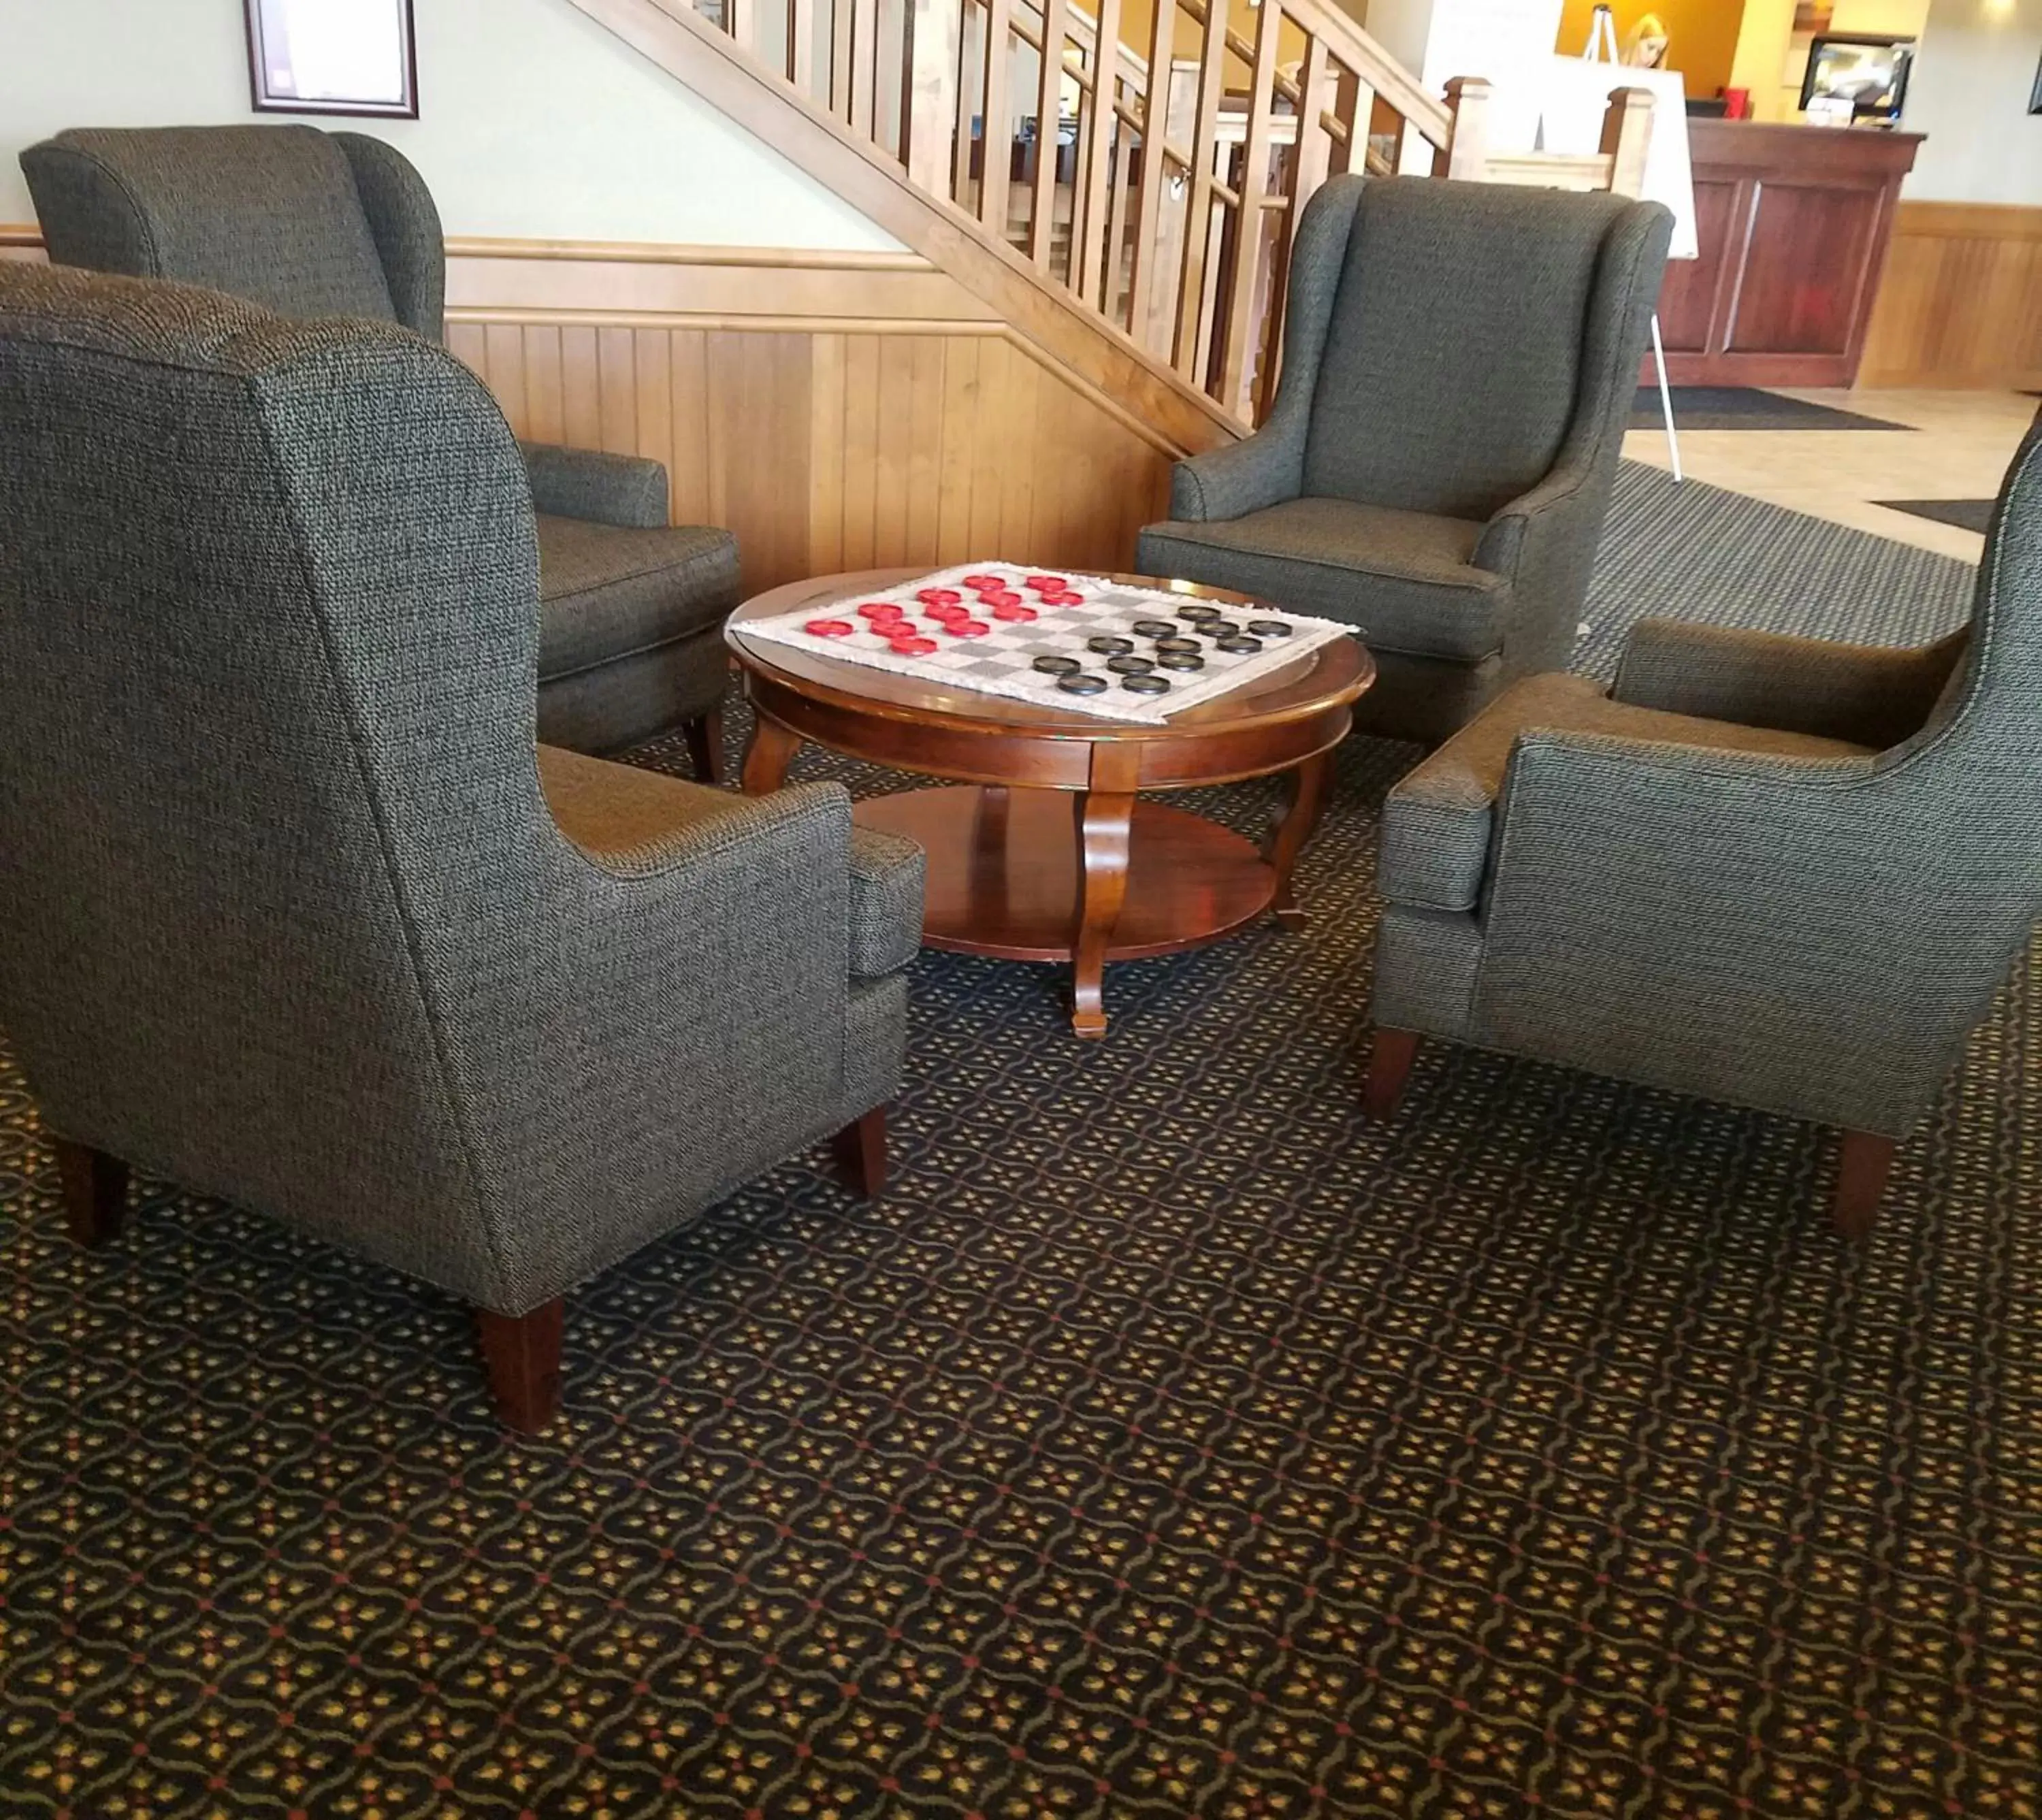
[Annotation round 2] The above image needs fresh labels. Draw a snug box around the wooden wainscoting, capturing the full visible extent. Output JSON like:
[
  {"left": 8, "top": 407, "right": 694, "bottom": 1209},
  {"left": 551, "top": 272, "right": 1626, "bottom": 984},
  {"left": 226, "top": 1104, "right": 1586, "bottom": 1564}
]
[
  {"left": 1860, "top": 202, "right": 2042, "bottom": 392},
  {"left": 442, "top": 240, "right": 1178, "bottom": 591}
]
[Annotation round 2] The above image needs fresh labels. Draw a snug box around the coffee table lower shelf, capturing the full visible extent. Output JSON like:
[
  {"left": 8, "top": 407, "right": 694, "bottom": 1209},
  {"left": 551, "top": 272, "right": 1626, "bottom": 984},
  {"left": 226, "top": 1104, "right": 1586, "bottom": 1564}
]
[{"left": 853, "top": 784, "right": 1285, "bottom": 1033}]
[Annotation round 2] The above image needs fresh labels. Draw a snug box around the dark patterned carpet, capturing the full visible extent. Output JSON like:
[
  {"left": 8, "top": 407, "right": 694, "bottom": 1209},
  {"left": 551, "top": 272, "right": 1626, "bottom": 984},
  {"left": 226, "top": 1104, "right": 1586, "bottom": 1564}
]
[{"left": 3, "top": 466, "right": 2037, "bottom": 1818}]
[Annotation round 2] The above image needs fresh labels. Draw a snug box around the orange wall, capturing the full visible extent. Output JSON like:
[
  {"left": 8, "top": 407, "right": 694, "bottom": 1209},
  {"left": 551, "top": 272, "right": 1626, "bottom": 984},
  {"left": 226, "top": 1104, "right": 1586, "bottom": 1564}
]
[{"left": 1555, "top": 0, "right": 1748, "bottom": 97}]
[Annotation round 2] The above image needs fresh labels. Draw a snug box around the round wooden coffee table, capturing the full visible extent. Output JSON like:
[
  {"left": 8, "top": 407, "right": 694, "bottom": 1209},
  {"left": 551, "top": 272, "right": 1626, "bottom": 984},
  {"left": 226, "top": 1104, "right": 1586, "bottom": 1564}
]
[{"left": 728, "top": 570, "right": 1374, "bottom": 1037}]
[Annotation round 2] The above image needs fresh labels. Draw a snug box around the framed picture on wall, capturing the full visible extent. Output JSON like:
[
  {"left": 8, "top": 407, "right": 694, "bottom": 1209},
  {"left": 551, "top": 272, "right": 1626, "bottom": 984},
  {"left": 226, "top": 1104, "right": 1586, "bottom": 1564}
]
[
  {"left": 2031, "top": 54, "right": 2042, "bottom": 114},
  {"left": 245, "top": 0, "right": 418, "bottom": 118}
]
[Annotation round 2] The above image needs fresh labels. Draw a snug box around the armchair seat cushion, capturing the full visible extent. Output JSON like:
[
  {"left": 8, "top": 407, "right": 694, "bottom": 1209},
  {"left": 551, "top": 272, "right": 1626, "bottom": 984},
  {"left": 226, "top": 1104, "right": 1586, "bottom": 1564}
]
[
  {"left": 1136, "top": 496, "right": 1505, "bottom": 662},
  {"left": 1380, "top": 672, "right": 1877, "bottom": 913},
  {"left": 536, "top": 515, "right": 740, "bottom": 683},
  {"left": 536, "top": 749, "right": 923, "bottom": 977}
]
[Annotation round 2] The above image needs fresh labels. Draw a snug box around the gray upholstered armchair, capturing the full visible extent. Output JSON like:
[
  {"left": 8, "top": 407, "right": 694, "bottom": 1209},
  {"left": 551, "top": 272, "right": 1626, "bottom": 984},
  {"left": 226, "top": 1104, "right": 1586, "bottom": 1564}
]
[
  {"left": 20, "top": 124, "right": 736, "bottom": 771},
  {"left": 1137, "top": 176, "right": 1672, "bottom": 745},
  {"left": 0, "top": 261, "right": 922, "bottom": 1431},
  {"left": 1365, "top": 421, "right": 2042, "bottom": 1234}
]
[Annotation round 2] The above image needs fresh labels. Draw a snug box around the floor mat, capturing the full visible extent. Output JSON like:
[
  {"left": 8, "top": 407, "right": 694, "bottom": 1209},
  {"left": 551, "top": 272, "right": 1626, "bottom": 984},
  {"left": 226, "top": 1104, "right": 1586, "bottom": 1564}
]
[{"left": 1631, "top": 386, "right": 1915, "bottom": 432}]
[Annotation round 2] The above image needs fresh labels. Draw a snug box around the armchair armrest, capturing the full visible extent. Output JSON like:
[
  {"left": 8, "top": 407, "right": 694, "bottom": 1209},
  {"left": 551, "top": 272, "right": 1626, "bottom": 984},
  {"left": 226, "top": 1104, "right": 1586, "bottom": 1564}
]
[
  {"left": 1167, "top": 432, "right": 1302, "bottom": 523},
  {"left": 1613, "top": 620, "right": 1968, "bottom": 750},
  {"left": 1471, "top": 457, "right": 1595, "bottom": 574},
  {"left": 1470, "top": 457, "right": 1612, "bottom": 679},
  {"left": 538, "top": 744, "right": 845, "bottom": 883},
  {"left": 1380, "top": 672, "right": 1611, "bottom": 913},
  {"left": 520, "top": 440, "right": 670, "bottom": 530}
]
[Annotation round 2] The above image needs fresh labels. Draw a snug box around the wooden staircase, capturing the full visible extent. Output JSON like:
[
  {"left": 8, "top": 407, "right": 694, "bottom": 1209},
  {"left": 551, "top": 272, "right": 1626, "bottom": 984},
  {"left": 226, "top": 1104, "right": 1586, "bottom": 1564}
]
[
  {"left": 564, "top": 0, "right": 1458, "bottom": 455},
  {"left": 564, "top": 0, "right": 1651, "bottom": 458}
]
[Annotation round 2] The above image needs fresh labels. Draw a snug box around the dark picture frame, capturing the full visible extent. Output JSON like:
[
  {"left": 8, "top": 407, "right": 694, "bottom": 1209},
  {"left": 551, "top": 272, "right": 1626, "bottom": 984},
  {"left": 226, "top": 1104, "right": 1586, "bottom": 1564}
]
[
  {"left": 2031, "top": 53, "right": 2042, "bottom": 114},
  {"left": 1798, "top": 33, "right": 1914, "bottom": 124},
  {"left": 245, "top": 0, "right": 419, "bottom": 119}
]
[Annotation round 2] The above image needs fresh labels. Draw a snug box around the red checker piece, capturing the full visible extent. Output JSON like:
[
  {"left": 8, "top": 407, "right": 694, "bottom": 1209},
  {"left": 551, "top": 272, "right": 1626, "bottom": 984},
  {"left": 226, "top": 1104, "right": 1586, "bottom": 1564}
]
[
  {"left": 991, "top": 603, "right": 1037, "bottom": 622},
  {"left": 941, "top": 619, "right": 991, "bottom": 638},
  {"left": 961, "top": 572, "right": 1006, "bottom": 589},
  {"left": 804, "top": 617, "right": 856, "bottom": 637},
  {"left": 927, "top": 606, "right": 971, "bottom": 624},
  {"left": 889, "top": 635, "right": 938, "bottom": 655},
  {"left": 1024, "top": 574, "right": 1068, "bottom": 592},
  {"left": 1046, "top": 591, "right": 1084, "bottom": 606},
  {"left": 915, "top": 587, "right": 964, "bottom": 606},
  {"left": 855, "top": 602, "right": 904, "bottom": 621}
]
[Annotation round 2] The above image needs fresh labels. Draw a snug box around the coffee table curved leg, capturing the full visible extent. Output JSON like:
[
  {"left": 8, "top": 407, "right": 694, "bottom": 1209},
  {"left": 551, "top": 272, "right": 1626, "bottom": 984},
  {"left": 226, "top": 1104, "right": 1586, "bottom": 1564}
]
[
  {"left": 741, "top": 713, "right": 802, "bottom": 796},
  {"left": 1265, "top": 750, "right": 1331, "bottom": 932},
  {"left": 1071, "top": 789, "right": 1135, "bottom": 1039}
]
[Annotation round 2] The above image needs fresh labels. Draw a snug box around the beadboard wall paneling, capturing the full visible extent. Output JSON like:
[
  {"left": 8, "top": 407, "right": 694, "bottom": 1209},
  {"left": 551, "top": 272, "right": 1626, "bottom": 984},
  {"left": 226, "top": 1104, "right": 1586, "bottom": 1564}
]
[
  {"left": 1858, "top": 202, "right": 2042, "bottom": 391},
  {"left": 443, "top": 240, "right": 1178, "bottom": 590}
]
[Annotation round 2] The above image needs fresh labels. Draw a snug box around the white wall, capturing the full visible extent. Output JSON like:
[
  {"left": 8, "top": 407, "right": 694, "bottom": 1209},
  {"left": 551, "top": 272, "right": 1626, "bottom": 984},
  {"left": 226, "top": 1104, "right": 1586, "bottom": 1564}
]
[
  {"left": 1902, "top": 0, "right": 2042, "bottom": 202},
  {"left": 0, "top": 0, "right": 901, "bottom": 248}
]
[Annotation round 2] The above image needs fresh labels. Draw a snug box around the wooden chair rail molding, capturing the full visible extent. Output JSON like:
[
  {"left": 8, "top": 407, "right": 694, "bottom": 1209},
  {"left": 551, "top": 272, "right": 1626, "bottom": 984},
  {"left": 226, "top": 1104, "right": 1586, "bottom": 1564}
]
[{"left": 566, "top": 0, "right": 1457, "bottom": 430}]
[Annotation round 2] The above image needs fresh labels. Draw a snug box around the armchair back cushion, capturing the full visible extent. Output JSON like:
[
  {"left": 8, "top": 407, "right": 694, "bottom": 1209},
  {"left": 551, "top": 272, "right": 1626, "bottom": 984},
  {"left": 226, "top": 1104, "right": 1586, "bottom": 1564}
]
[
  {"left": 1303, "top": 180, "right": 1632, "bottom": 520},
  {"left": 21, "top": 125, "right": 446, "bottom": 339}
]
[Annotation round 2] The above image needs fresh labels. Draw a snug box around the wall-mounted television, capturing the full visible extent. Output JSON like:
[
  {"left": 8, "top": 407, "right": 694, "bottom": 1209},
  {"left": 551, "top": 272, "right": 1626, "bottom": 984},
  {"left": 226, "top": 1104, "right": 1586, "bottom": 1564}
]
[{"left": 1800, "top": 33, "right": 1914, "bottom": 125}]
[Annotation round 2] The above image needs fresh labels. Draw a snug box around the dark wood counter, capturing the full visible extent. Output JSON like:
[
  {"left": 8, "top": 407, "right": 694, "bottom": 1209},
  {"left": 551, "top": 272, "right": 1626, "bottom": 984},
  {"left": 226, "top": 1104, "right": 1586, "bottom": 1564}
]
[{"left": 1655, "top": 120, "right": 1923, "bottom": 388}]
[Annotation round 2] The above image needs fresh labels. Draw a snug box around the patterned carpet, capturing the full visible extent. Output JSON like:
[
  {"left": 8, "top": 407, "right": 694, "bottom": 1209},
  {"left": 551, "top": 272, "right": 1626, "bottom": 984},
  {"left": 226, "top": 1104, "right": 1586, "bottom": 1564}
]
[{"left": 3, "top": 466, "right": 2036, "bottom": 1819}]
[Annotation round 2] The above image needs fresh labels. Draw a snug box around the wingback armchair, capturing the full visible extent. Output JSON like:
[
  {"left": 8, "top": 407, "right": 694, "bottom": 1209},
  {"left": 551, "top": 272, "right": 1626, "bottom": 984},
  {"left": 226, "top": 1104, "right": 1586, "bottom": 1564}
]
[
  {"left": 0, "top": 262, "right": 922, "bottom": 1431},
  {"left": 1364, "top": 422, "right": 2042, "bottom": 1233},
  {"left": 20, "top": 124, "right": 736, "bottom": 770},
  {"left": 1137, "top": 176, "right": 1672, "bottom": 745}
]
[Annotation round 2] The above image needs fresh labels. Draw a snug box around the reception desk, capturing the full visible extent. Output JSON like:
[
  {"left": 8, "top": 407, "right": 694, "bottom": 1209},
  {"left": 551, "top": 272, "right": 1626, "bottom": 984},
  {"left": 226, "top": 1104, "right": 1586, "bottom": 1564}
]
[{"left": 1656, "top": 121, "right": 1923, "bottom": 389}]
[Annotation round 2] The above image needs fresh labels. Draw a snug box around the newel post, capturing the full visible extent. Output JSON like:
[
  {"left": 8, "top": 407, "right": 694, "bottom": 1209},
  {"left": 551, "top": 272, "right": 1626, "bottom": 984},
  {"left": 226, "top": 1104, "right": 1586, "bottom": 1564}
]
[
  {"left": 1442, "top": 76, "right": 1492, "bottom": 182},
  {"left": 1600, "top": 85, "right": 1655, "bottom": 197}
]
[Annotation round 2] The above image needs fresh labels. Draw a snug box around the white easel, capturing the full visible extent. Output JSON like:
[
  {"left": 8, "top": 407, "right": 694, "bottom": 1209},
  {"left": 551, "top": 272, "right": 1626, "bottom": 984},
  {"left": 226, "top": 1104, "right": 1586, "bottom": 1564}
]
[{"left": 1583, "top": 2, "right": 1683, "bottom": 481}]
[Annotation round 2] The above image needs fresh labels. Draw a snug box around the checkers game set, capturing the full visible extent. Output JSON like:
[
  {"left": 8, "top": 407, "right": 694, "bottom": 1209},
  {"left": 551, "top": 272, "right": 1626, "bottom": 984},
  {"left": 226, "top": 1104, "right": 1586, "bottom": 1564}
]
[{"left": 742, "top": 565, "right": 1354, "bottom": 721}]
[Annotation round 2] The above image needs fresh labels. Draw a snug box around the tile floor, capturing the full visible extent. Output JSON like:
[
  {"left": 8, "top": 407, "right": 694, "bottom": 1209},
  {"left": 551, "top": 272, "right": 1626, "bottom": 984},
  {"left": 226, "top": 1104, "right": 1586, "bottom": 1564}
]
[{"left": 1623, "top": 387, "right": 2039, "bottom": 564}]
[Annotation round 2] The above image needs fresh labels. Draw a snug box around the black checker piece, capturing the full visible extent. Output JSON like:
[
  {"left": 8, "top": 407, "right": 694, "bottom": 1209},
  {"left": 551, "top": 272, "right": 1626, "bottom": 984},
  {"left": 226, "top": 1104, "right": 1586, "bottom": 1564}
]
[
  {"left": 1033, "top": 654, "right": 1082, "bottom": 675},
  {"left": 1120, "top": 673, "right": 1171, "bottom": 695},
  {"left": 1087, "top": 635, "right": 1135, "bottom": 655},
  {"left": 1056, "top": 671, "right": 1109, "bottom": 695}
]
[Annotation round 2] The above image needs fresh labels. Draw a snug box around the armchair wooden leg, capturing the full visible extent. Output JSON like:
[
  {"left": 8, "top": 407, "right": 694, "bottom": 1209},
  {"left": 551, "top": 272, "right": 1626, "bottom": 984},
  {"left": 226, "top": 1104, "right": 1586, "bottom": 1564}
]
[
  {"left": 1364, "top": 1028, "right": 1421, "bottom": 1121},
  {"left": 683, "top": 709, "right": 726, "bottom": 786},
  {"left": 1832, "top": 1131, "right": 1896, "bottom": 1240},
  {"left": 476, "top": 1300, "right": 564, "bottom": 1434},
  {"left": 832, "top": 1106, "right": 888, "bottom": 1198},
  {"left": 51, "top": 1137, "right": 129, "bottom": 1248}
]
